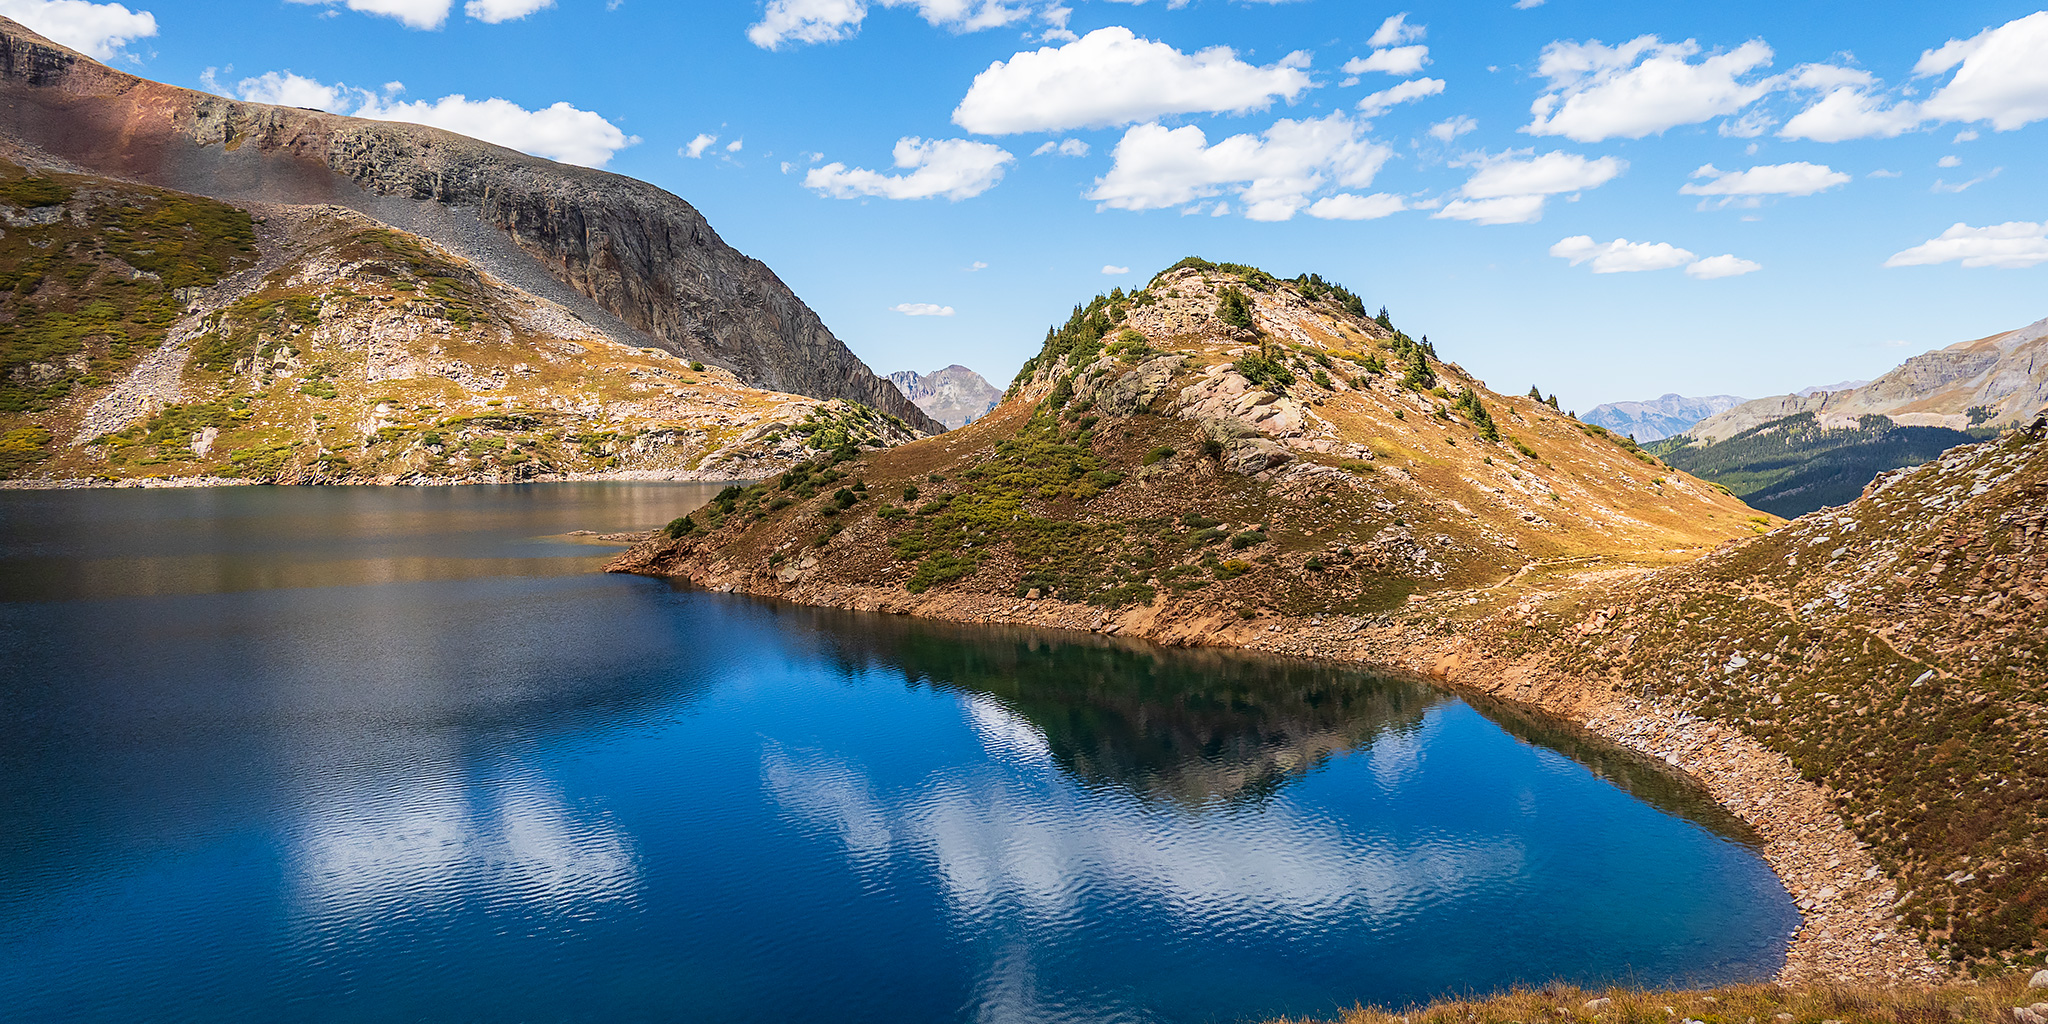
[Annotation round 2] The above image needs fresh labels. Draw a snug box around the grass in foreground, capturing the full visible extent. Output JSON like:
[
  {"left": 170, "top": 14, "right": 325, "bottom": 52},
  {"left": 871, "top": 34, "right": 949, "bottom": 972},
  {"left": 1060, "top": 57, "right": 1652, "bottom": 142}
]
[{"left": 1273, "top": 976, "right": 2047, "bottom": 1024}]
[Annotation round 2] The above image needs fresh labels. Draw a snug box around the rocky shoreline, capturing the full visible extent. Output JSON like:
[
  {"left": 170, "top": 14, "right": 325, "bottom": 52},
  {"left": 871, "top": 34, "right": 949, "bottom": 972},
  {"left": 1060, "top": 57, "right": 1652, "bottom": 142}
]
[{"left": 604, "top": 549, "right": 1943, "bottom": 987}]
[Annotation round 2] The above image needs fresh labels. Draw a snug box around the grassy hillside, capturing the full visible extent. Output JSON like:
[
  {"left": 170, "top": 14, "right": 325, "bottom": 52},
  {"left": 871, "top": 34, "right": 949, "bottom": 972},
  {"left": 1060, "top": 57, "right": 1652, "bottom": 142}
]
[
  {"left": 612, "top": 256, "right": 1764, "bottom": 624},
  {"left": 1652, "top": 413, "right": 1988, "bottom": 517},
  {"left": 0, "top": 164, "right": 918, "bottom": 484},
  {"left": 1487, "top": 430, "right": 2048, "bottom": 970}
]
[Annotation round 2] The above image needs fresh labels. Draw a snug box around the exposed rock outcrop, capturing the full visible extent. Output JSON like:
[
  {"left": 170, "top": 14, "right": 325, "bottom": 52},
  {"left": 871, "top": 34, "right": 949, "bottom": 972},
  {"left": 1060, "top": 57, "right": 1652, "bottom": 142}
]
[
  {"left": 1688, "top": 317, "right": 2048, "bottom": 442},
  {"left": 0, "top": 16, "right": 941, "bottom": 434},
  {"left": 888, "top": 364, "right": 999, "bottom": 428}
]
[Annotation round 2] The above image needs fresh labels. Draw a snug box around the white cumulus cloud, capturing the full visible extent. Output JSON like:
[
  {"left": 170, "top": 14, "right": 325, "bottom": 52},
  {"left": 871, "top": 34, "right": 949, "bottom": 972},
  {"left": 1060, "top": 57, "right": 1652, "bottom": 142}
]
[
  {"left": 682, "top": 133, "right": 718, "bottom": 158},
  {"left": 286, "top": 0, "right": 453, "bottom": 30},
  {"left": 463, "top": 0, "right": 550, "bottom": 22},
  {"left": 747, "top": 0, "right": 863, "bottom": 48},
  {"left": 1525, "top": 36, "right": 1775, "bottom": 142},
  {"left": 1685, "top": 254, "right": 1763, "bottom": 279},
  {"left": 1101, "top": 264, "right": 1130, "bottom": 274},
  {"left": 1553, "top": 236, "right": 1762, "bottom": 278},
  {"left": 1344, "top": 45, "right": 1429, "bottom": 77},
  {"left": 1916, "top": 12, "right": 2048, "bottom": 131},
  {"left": 746, "top": 0, "right": 1038, "bottom": 50},
  {"left": 362, "top": 94, "right": 637, "bottom": 167},
  {"left": 230, "top": 70, "right": 358, "bottom": 110},
  {"left": 1087, "top": 111, "right": 1391, "bottom": 222},
  {"left": 1433, "top": 195, "right": 1547, "bottom": 225},
  {"left": 0, "top": 0, "right": 157, "bottom": 59},
  {"left": 1777, "top": 66, "right": 1919, "bottom": 142},
  {"left": 1680, "top": 161, "right": 1850, "bottom": 197},
  {"left": 1031, "top": 138, "right": 1090, "bottom": 157},
  {"left": 225, "top": 71, "right": 637, "bottom": 167},
  {"left": 1435, "top": 149, "right": 1625, "bottom": 223},
  {"left": 1427, "top": 115, "right": 1477, "bottom": 142},
  {"left": 1461, "top": 150, "right": 1625, "bottom": 197},
  {"left": 952, "top": 27, "right": 1311, "bottom": 134},
  {"left": 1550, "top": 235, "right": 1697, "bottom": 273},
  {"left": 1368, "top": 13, "right": 1424, "bottom": 48},
  {"left": 891, "top": 302, "right": 957, "bottom": 316},
  {"left": 1778, "top": 14, "right": 2048, "bottom": 142},
  {"left": 1356, "top": 77, "right": 1444, "bottom": 117},
  {"left": 805, "top": 137, "right": 1015, "bottom": 200},
  {"left": 1306, "top": 192, "right": 1406, "bottom": 220},
  {"left": 1885, "top": 221, "right": 2048, "bottom": 269}
]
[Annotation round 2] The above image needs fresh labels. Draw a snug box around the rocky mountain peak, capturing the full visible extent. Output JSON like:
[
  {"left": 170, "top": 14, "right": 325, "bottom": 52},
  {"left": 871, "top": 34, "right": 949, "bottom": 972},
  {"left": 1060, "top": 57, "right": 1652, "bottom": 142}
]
[
  {"left": 888, "top": 364, "right": 1000, "bottom": 429},
  {"left": 0, "top": 15, "right": 941, "bottom": 434}
]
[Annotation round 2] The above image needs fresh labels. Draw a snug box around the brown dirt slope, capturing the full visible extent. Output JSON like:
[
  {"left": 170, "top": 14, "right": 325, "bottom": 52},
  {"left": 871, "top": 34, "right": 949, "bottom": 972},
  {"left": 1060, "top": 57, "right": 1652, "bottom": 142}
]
[{"left": 0, "top": 16, "right": 941, "bottom": 432}]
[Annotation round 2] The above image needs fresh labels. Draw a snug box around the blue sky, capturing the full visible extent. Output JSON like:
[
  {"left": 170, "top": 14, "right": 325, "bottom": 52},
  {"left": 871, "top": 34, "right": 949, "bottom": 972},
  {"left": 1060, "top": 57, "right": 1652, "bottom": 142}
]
[{"left": 14, "top": 0, "right": 2047, "bottom": 410}]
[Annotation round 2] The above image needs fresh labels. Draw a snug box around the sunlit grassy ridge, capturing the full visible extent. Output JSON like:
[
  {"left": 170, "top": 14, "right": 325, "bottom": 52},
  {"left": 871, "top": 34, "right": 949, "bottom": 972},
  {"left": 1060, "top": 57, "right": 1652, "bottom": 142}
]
[{"left": 623, "top": 256, "right": 1762, "bottom": 622}]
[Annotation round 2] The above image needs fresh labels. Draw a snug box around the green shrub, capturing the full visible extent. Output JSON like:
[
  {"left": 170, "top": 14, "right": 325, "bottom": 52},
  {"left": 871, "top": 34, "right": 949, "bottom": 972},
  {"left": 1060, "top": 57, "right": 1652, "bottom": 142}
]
[
  {"left": 0, "top": 425, "right": 52, "bottom": 477},
  {"left": 1234, "top": 347, "right": 1296, "bottom": 391},
  {"left": 1453, "top": 389, "right": 1500, "bottom": 442},
  {"left": 0, "top": 176, "right": 71, "bottom": 208},
  {"left": 1216, "top": 286, "right": 1256, "bottom": 331}
]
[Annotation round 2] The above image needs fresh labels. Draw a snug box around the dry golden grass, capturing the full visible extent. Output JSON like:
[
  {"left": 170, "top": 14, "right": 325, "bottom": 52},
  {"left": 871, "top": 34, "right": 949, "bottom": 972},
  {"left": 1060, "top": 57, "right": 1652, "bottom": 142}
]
[{"left": 1272, "top": 976, "right": 2046, "bottom": 1024}]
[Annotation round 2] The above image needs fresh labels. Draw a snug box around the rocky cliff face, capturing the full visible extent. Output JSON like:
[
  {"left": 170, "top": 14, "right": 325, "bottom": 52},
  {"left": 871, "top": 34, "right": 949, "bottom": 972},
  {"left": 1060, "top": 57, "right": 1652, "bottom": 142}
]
[
  {"left": 1583, "top": 393, "right": 1746, "bottom": 442},
  {"left": 0, "top": 162, "right": 918, "bottom": 484},
  {"left": 1688, "top": 317, "right": 2048, "bottom": 443},
  {"left": 0, "top": 16, "right": 941, "bottom": 435},
  {"left": 888, "top": 364, "right": 1000, "bottom": 428}
]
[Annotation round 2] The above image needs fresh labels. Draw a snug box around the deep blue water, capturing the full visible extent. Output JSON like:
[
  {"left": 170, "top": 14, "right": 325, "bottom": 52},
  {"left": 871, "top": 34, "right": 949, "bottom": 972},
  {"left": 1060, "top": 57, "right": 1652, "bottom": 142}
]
[{"left": 0, "top": 485, "right": 1798, "bottom": 1024}]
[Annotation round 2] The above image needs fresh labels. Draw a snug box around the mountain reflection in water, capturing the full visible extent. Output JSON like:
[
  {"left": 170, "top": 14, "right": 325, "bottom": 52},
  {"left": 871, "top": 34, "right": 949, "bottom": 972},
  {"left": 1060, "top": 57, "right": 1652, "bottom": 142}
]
[{"left": 0, "top": 485, "right": 1797, "bottom": 1024}]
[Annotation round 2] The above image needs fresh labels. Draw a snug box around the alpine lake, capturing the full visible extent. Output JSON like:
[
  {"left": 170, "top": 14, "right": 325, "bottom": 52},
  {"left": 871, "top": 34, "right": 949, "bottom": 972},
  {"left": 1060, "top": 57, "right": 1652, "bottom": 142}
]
[{"left": 0, "top": 483, "right": 1798, "bottom": 1024}]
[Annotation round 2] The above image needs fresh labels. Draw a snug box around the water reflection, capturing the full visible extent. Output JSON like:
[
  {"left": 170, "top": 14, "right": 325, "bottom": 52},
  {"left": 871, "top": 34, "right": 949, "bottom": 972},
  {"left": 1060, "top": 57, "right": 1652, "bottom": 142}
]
[
  {"left": 290, "top": 756, "right": 639, "bottom": 935},
  {"left": 0, "top": 482, "right": 722, "bottom": 601},
  {"left": 0, "top": 487, "right": 1799, "bottom": 1024},
  {"left": 746, "top": 604, "right": 1751, "bottom": 844}
]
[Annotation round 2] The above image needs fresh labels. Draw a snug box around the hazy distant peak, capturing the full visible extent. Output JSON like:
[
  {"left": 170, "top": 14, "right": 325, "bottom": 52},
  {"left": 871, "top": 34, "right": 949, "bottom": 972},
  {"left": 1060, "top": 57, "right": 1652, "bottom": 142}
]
[
  {"left": 1795, "top": 380, "right": 1871, "bottom": 397},
  {"left": 890, "top": 365, "right": 1001, "bottom": 429},
  {"left": 1581, "top": 394, "right": 1746, "bottom": 443}
]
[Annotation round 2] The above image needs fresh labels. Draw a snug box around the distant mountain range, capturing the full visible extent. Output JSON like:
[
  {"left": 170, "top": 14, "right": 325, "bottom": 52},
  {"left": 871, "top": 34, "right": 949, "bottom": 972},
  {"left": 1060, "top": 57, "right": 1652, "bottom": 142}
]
[
  {"left": 1581, "top": 394, "right": 1746, "bottom": 442},
  {"left": 888, "top": 365, "right": 1000, "bottom": 429},
  {"left": 1796, "top": 380, "right": 1871, "bottom": 397},
  {"left": 1653, "top": 315, "right": 2048, "bottom": 516}
]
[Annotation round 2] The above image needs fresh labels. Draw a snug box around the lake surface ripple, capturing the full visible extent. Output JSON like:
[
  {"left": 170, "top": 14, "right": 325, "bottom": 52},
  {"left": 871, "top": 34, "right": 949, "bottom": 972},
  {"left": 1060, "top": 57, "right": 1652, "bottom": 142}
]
[{"left": 0, "top": 484, "right": 1797, "bottom": 1024}]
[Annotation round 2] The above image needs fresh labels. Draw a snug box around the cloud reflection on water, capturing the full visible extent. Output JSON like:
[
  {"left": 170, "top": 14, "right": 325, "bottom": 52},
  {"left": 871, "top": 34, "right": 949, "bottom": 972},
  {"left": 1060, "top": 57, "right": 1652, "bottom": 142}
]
[
  {"left": 288, "top": 754, "right": 639, "bottom": 937},
  {"left": 762, "top": 695, "right": 1527, "bottom": 1024}
]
